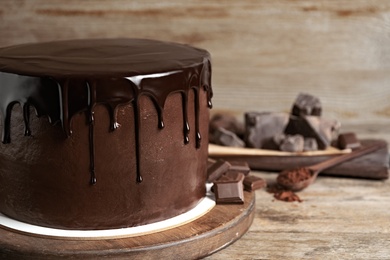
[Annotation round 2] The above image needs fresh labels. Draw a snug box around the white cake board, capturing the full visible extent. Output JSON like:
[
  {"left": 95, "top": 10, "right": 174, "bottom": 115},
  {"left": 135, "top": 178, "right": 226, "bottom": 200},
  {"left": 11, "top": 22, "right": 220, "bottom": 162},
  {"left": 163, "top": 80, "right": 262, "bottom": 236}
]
[{"left": 0, "top": 185, "right": 215, "bottom": 240}]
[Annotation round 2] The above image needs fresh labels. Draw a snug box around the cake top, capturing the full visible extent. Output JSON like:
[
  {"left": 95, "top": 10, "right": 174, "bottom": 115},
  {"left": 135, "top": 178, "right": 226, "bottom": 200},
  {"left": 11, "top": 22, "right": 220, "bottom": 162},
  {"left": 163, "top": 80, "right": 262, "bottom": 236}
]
[{"left": 0, "top": 38, "right": 210, "bottom": 77}]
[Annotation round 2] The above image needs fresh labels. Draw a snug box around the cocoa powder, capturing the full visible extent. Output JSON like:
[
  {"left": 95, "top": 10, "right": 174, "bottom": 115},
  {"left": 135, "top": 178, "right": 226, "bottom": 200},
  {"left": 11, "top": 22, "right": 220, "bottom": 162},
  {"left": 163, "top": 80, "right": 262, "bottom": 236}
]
[
  {"left": 273, "top": 190, "right": 302, "bottom": 203},
  {"left": 267, "top": 184, "right": 303, "bottom": 203},
  {"left": 276, "top": 167, "right": 312, "bottom": 186}
]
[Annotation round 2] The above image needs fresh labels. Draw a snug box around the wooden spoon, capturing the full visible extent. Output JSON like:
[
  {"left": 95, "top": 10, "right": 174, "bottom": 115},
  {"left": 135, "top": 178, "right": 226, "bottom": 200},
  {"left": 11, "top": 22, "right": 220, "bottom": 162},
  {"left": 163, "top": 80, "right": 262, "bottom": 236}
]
[{"left": 276, "top": 143, "right": 385, "bottom": 192}]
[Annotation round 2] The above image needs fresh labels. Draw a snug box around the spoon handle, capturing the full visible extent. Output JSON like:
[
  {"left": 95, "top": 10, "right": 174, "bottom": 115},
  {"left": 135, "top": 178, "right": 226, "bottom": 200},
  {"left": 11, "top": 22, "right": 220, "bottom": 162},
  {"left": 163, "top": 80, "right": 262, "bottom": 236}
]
[{"left": 308, "top": 143, "right": 385, "bottom": 173}]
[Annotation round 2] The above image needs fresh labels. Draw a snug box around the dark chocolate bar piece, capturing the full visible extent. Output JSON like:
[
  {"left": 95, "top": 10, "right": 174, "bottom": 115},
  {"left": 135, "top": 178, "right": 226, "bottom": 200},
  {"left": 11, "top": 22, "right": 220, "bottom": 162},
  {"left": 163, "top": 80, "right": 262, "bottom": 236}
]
[
  {"left": 243, "top": 175, "right": 267, "bottom": 191},
  {"left": 212, "top": 127, "right": 245, "bottom": 148},
  {"left": 291, "top": 93, "right": 322, "bottom": 117},
  {"left": 244, "top": 111, "right": 288, "bottom": 149},
  {"left": 207, "top": 159, "right": 231, "bottom": 183},
  {"left": 209, "top": 113, "right": 245, "bottom": 137},
  {"left": 227, "top": 161, "right": 251, "bottom": 175},
  {"left": 337, "top": 132, "right": 361, "bottom": 150},
  {"left": 214, "top": 172, "right": 245, "bottom": 204}
]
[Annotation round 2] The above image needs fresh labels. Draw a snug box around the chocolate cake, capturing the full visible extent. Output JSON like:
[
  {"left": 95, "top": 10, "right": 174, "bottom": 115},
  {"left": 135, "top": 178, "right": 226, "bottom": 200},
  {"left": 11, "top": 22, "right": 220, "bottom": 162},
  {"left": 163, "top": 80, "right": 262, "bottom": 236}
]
[{"left": 0, "top": 38, "right": 212, "bottom": 230}]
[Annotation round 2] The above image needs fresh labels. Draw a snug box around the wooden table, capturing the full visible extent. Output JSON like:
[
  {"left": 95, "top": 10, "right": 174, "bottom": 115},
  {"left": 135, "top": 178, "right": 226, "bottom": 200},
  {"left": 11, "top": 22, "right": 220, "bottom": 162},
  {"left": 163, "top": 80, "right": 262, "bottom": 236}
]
[
  {"left": 205, "top": 169, "right": 390, "bottom": 259},
  {"left": 202, "top": 121, "right": 390, "bottom": 259}
]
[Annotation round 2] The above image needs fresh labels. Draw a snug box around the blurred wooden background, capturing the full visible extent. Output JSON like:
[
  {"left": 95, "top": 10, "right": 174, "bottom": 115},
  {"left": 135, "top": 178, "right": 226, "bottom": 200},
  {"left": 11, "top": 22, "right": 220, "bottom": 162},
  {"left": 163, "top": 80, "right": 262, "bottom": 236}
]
[{"left": 1, "top": 0, "right": 390, "bottom": 128}]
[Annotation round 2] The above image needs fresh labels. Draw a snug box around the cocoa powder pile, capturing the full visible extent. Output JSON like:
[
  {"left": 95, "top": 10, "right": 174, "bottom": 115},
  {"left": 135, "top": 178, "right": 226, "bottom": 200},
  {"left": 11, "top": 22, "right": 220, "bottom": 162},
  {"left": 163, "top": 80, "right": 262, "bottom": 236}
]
[
  {"left": 267, "top": 184, "right": 303, "bottom": 203},
  {"left": 273, "top": 190, "right": 303, "bottom": 202},
  {"left": 276, "top": 167, "right": 312, "bottom": 186}
]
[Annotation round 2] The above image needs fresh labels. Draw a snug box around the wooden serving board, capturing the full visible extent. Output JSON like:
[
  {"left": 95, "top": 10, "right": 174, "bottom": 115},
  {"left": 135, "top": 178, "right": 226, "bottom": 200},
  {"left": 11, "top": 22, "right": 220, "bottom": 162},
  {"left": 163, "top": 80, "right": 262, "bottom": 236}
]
[
  {"left": 0, "top": 192, "right": 255, "bottom": 259},
  {"left": 209, "top": 139, "right": 389, "bottom": 180}
]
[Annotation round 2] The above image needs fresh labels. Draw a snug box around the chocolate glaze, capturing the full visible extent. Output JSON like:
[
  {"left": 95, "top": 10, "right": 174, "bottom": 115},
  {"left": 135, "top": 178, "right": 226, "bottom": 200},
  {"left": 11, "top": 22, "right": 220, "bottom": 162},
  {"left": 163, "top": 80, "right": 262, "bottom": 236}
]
[
  {"left": 0, "top": 39, "right": 212, "bottom": 229},
  {"left": 0, "top": 38, "right": 212, "bottom": 185}
]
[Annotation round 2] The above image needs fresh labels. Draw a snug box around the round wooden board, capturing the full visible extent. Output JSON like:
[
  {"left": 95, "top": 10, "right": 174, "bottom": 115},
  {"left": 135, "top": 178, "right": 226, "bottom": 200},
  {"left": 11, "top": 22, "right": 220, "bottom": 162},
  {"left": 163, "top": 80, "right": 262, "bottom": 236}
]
[{"left": 0, "top": 191, "right": 255, "bottom": 259}]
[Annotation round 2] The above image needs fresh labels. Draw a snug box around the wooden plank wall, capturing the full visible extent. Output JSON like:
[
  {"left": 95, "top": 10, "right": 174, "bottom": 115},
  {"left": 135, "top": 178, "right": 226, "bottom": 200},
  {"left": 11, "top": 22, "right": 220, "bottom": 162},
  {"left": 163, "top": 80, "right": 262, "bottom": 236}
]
[{"left": 1, "top": 0, "right": 390, "bottom": 127}]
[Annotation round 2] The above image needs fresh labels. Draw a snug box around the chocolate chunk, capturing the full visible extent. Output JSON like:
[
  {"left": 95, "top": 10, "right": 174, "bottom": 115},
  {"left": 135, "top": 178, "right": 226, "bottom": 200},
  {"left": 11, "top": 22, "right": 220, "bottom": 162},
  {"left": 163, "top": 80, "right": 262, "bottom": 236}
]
[
  {"left": 337, "top": 132, "right": 361, "bottom": 150},
  {"left": 244, "top": 111, "right": 289, "bottom": 149},
  {"left": 279, "top": 134, "right": 304, "bottom": 152},
  {"left": 318, "top": 117, "right": 340, "bottom": 143},
  {"left": 284, "top": 115, "right": 337, "bottom": 150},
  {"left": 209, "top": 113, "right": 244, "bottom": 137},
  {"left": 272, "top": 133, "right": 286, "bottom": 147},
  {"left": 228, "top": 161, "right": 251, "bottom": 175},
  {"left": 207, "top": 159, "right": 231, "bottom": 183},
  {"left": 243, "top": 175, "right": 267, "bottom": 191},
  {"left": 303, "top": 137, "right": 318, "bottom": 151},
  {"left": 219, "top": 170, "right": 242, "bottom": 180},
  {"left": 291, "top": 93, "right": 322, "bottom": 117},
  {"left": 213, "top": 172, "right": 245, "bottom": 204},
  {"left": 212, "top": 127, "right": 245, "bottom": 148}
]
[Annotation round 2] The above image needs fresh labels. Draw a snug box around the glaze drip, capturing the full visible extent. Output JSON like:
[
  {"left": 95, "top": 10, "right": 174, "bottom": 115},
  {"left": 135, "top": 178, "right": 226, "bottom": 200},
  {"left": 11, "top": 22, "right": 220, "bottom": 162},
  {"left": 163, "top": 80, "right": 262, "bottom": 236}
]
[
  {"left": 87, "top": 81, "right": 97, "bottom": 185},
  {"left": 0, "top": 38, "right": 212, "bottom": 184},
  {"left": 0, "top": 71, "right": 210, "bottom": 184}
]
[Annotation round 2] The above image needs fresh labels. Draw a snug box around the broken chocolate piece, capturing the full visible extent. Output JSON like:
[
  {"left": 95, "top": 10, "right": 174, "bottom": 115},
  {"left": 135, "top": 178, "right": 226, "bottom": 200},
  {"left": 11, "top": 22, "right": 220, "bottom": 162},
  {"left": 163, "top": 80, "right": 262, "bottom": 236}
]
[
  {"left": 303, "top": 137, "right": 318, "bottom": 151},
  {"left": 214, "top": 172, "right": 245, "bottom": 204},
  {"left": 228, "top": 161, "right": 251, "bottom": 175},
  {"left": 212, "top": 127, "right": 245, "bottom": 148},
  {"left": 337, "top": 132, "right": 361, "bottom": 150},
  {"left": 318, "top": 117, "right": 340, "bottom": 143},
  {"left": 272, "top": 133, "right": 286, "bottom": 147},
  {"left": 284, "top": 115, "right": 334, "bottom": 150},
  {"left": 291, "top": 93, "right": 322, "bottom": 117},
  {"left": 243, "top": 175, "right": 267, "bottom": 191},
  {"left": 209, "top": 113, "right": 245, "bottom": 137},
  {"left": 207, "top": 159, "right": 231, "bottom": 183},
  {"left": 244, "top": 111, "right": 289, "bottom": 149},
  {"left": 279, "top": 134, "right": 304, "bottom": 152}
]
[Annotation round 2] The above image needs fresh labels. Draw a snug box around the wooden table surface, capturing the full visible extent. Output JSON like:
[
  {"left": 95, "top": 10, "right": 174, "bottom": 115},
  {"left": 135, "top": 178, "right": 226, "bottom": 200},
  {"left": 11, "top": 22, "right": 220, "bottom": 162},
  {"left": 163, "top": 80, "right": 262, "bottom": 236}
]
[
  {"left": 205, "top": 125, "right": 390, "bottom": 259},
  {"left": 205, "top": 170, "right": 390, "bottom": 259}
]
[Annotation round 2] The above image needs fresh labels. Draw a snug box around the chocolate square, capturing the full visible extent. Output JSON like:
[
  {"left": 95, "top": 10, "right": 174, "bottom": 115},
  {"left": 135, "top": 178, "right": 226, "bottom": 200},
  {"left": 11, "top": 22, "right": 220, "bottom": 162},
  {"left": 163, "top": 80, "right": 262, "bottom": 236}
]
[
  {"left": 207, "top": 159, "right": 231, "bottom": 183},
  {"left": 214, "top": 172, "right": 245, "bottom": 204},
  {"left": 227, "top": 161, "right": 251, "bottom": 175},
  {"left": 337, "top": 132, "right": 361, "bottom": 150},
  {"left": 243, "top": 175, "right": 267, "bottom": 191}
]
